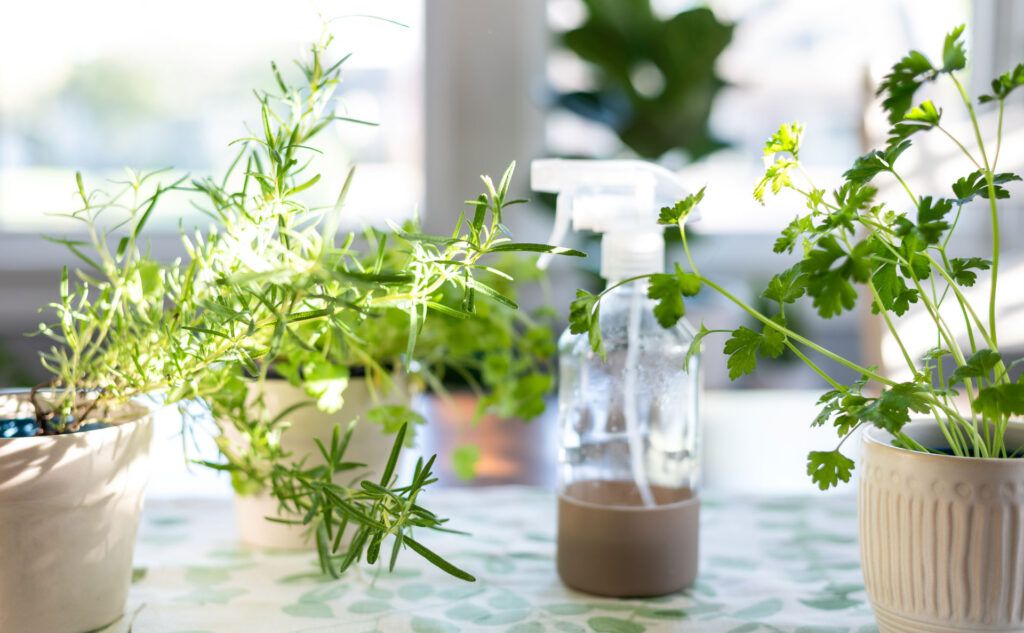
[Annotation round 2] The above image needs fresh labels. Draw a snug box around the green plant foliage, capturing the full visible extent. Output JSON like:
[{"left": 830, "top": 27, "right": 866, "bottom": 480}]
[
  {"left": 35, "top": 31, "right": 580, "bottom": 580},
  {"left": 557, "top": 0, "right": 733, "bottom": 160},
  {"left": 647, "top": 264, "right": 701, "bottom": 328},
  {"left": 567, "top": 24, "right": 1024, "bottom": 488}
]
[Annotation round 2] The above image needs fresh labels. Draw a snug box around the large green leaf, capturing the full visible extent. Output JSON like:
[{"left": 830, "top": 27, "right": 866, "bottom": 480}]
[{"left": 559, "top": 1, "right": 733, "bottom": 160}]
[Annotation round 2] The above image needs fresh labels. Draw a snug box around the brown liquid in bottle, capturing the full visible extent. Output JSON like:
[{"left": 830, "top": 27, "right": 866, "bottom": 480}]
[{"left": 557, "top": 481, "right": 700, "bottom": 597}]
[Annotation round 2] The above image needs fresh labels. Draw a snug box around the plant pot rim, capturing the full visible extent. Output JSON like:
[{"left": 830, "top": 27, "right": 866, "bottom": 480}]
[
  {"left": 863, "top": 418, "right": 1024, "bottom": 464},
  {"left": 0, "top": 388, "right": 151, "bottom": 443}
]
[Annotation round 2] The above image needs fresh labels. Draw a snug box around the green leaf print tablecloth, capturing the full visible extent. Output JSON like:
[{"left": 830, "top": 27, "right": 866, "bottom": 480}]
[{"left": 113, "top": 487, "right": 878, "bottom": 633}]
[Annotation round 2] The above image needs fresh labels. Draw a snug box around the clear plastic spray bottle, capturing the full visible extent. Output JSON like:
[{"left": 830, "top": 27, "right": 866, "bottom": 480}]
[{"left": 533, "top": 159, "right": 702, "bottom": 597}]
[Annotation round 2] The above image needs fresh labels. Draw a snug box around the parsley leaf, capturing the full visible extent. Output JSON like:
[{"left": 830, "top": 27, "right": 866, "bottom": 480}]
[
  {"left": 773, "top": 215, "right": 814, "bottom": 254},
  {"left": 648, "top": 264, "right": 701, "bottom": 328},
  {"left": 762, "top": 122, "right": 804, "bottom": 158},
  {"left": 877, "top": 51, "right": 936, "bottom": 124},
  {"left": 834, "top": 181, "right": 878, "bottom": 214},
  {"left": 871, "top": 260, "right": 918, "bottom": 316},
  {"left": 684, "top": 323, "right": 712, "bottom": 372},
  {"left": 858, "top": 382, "right": 932, "bottom": 434},
  {"left": 948, "top": 257, "right": 991, "bottom": 287},
  {"left": 568, "top": 289, "right": 604, "bottom": 357},
  {"left": 807, "top": 450, "right": 855, "bottom": 490},
  {"left": 754, "top": 158, "right": 799, "bottom": 204},
  {"left": 759, "top": 314, "right": 787, "bottom": 358},
  {"left": 821, "top": 182, "right": 876, "bottom": 234},
  {"left": 754, "top": 123, "right": 807, "bottom": 204},
  {"left": 941, "top": 24, "right": 967, "bottom": 72},
  {"left": 896, "top": 230, "right": 931, "bottom": 281},
  {"left": 876, "top": 25, "right": 963, "bottom": 124},
  {"left": 951, "top": 170, "right": 1022, "bottom": 204},
  {"left": 722, "top": 316, "right": 787, "bottom": 379},
  {"left": 887, "top": 100, "right": 942, "bottom": 147},
  {"left": 763, "top": 265, "right": 807, "bottom": 305},
  {"left": 568, "top": 290, "right": 598, "bottom": 335},
  {"left": 813, "top": 389, "right": 844, "bottom": 428},
  {"left": 979, "top": 63, "right": 1024, "bottom": 103},
  {"left": 948, "top": 349, "right": 1003, "bottom": 387},
  {"left": 802, "top": 236, "right": 869, "bottom": 318},
  {"left": 649, "top": 276, "right": 685, "bottom": 328},
  {"left": 658, "top": 187, "right": 706, "bottom": 225},
  {"left": 973, "top": 384, "right": 1024, "bottom": 422},
  {"left": 844, "top": 141, "right": 911, "bottom": 185},
  {"left": 813, "top": 377, "right": 869, "bottom": 437},
  {"left": 915, "top": 196, "right": 954, "bottom": 245},
  {"left": 723, "top": 326, "right": 761, "bottom": 380}
]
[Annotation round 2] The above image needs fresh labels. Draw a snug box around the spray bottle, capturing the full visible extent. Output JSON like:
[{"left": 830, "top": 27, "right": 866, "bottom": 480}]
[{"left": 533, "top": 159, "right": 702, "bottom": 597}]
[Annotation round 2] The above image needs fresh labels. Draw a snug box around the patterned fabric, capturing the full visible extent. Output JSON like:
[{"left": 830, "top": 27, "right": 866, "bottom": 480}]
[{"left": 107, "top": 487, "right": 878, "bottom": 632}]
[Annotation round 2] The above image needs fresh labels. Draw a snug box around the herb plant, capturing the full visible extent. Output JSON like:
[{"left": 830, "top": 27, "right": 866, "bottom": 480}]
[
  {"left": 569, "top": 25, "right": 1024, "bottom": 489},
  {"left": 187, "top": 32, "right": 577, "bottom": 495},
  {"left": 33, "top": 31, "right": 579, "bottom": 580}
]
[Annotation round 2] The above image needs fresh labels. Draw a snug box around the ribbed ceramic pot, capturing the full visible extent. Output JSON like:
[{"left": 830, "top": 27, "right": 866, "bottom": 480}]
[
  {"left": 229, "top": 377, "right": 407, "bottom": 549},
  {"left": 861, "top": 420, "right": 1024, "bottom": 633},
  {"left": 0, "top": 390, "right": 153, "bottom": 633}
]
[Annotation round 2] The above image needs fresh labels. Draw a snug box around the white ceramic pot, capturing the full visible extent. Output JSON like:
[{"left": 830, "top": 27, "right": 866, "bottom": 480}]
[
  {"left": 230, "top": 377, "right": 405, "bottom": 549},
  {"left": 0, "top": 391, "right": 152, "bottom": 633},
  {"left": 861, "top": 421, "right": 1024, "bottom": 633}
]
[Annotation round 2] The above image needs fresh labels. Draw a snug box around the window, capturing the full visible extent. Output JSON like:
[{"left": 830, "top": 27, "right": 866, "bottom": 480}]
[{"left": 0, "top": 0, "right": 424, "bottom": 234}]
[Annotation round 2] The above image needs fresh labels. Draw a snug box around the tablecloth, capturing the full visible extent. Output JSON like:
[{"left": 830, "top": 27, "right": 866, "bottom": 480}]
[{"left": 107, "top": 487, "right": 878, "bottom": 632}]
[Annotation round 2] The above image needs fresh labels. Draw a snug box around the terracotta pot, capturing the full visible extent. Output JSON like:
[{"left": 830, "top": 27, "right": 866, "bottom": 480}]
[
  {"left": 229, "top": 377, "right": 406, "bottom": 549},
  {"left": 0, "top": 391, "right": 152, "bottom": 633},
  {"left": 861, "top": 420, "right": 1024, "bottom": 632}
]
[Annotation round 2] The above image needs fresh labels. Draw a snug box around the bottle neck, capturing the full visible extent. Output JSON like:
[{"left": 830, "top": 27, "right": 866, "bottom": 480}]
[
  {"left": 604, "top": 276, "right": 650, "bottom": 290},
  {"left": 600, "top": 231, "right": 664, "bottom": 281}
]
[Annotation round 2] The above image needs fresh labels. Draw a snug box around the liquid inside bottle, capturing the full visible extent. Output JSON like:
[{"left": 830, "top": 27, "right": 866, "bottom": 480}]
[{"left": 556, "top": 281, "right": 701, "bottom": 597}]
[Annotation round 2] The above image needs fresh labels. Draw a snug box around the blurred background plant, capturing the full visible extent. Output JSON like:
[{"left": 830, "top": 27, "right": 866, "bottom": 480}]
[{"left": 553, "top": 0, "right": 733, "bottom": 163}]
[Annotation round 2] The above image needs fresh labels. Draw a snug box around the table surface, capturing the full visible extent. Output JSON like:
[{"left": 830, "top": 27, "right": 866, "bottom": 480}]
[{"left": 107, "top": 487, "right": 879, "bottom": 633}]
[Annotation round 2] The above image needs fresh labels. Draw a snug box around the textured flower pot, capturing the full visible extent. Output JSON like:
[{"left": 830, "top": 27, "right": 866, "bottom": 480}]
[
  {"left": 861, "top": 420, "right": 1024, "bottom": 633},
  {"left": 230, "top": 377, "right": 406, "bottom": 549},
  {"left": 0, "top": 391, "right": 152, "bottom": 633}
]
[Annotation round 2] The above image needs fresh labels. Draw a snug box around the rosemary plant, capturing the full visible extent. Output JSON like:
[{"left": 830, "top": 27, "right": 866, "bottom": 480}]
[
  {"left": 189, "top": 33, "right": 577, "bottom": 487},
  {"left": 35, "top": 31, "right": 579, "bottom": 580},
  {"left": 570, "top": 25, "right": 1024, "bottom": 489}
]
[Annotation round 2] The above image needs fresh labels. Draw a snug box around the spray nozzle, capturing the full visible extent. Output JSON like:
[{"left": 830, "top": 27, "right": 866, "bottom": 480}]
[{"left": 531, "top": 159, "right": 697, "bottom": 279}]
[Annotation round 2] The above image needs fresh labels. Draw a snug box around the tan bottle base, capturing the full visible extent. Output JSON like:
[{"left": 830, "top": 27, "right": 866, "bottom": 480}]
[{"left": 557, "top": 481, "right": 700, "bottom": 597}]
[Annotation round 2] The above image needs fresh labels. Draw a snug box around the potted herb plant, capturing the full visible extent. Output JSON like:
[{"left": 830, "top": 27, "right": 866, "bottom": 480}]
[
  {"left": 0, "top": 33, "right": 577, "bottom": 633},
  {"left": 184, "top": 35, "right": 574, "bottom": 551},
  {"left": 569, "top": 26, "right": 1024, "bottom": 632},
  {"left": 0, "top": 167, "right": 475, "bottom": 633},
  {"left": 0, "top": 167, "right": 204, "bottom": 633}
]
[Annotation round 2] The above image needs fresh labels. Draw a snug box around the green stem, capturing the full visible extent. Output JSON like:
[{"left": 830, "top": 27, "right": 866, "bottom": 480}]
[
  {"left": 928, "top": 251, "right": 996, "bottom": 352},
  {"left": 936, "top": 124, "right": 982, "bottom": 170},
  {"left": 891, "top": 171, "right": 919, "bottom": 207},
  {"left": 951, "top": 75, "right": 991, "bottom": 167},
  {"left": 679, "top": 223, "right": 700, "bottom": 277},
  {"left": 867, "top": 279, "right": 916, "bottom": 372},
  {"left": 950, "top": 74, "right": 1000, "bottom": 350},
  {"left": 986, "top": 173, "right": 1001, "bottom": 350},
  {"left": 785, "top": 341, "right": 843, "bottom": 390},
  {"left": 700, "top": 277, "right": 895, "bottom": 387},
  {"left": 994, "top": 99, "right": 1006, "bottom": 171},
  {"left": 895, "top": 431, "right": 933, "bottom": 454}
]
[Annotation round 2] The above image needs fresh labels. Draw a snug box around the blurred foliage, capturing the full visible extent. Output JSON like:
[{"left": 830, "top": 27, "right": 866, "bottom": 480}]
[
  {"left": 0, "top": 340, "right": 33, "bottom": 387},
  {"left": 557, "top": 0, "right": 734, "bottom": 161}
]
